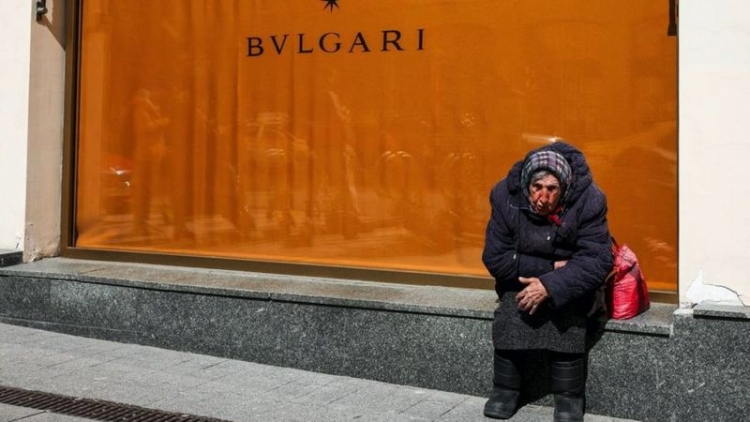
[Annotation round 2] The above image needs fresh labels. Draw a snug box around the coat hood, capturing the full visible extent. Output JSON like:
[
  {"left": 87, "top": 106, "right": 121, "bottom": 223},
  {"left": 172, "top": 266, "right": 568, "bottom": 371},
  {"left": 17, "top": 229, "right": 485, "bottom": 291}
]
[{"left": 506, "top": 141, "right": 593, "bottom": 207}]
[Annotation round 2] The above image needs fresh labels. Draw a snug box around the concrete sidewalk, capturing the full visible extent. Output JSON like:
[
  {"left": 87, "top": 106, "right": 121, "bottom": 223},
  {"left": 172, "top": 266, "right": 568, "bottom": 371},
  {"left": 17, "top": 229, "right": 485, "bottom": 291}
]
[{"left": 0, "top": 323, "right": 638, "bottom": 422}]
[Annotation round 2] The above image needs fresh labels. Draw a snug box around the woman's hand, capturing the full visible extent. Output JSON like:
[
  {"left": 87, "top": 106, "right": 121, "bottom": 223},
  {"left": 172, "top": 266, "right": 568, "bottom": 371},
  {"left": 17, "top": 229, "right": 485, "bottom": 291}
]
[
  {"left": 516, "top": 277, "right": 549, "bottom": 315},
  {"left": 554, "top": 260, "right": 569, "bottom": 270}
]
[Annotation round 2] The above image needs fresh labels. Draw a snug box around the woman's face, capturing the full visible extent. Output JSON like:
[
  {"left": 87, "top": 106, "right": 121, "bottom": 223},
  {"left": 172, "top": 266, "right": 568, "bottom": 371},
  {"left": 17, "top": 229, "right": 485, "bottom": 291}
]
[{"left": 528, "top": 174, "right": 561, "bottom": 216}]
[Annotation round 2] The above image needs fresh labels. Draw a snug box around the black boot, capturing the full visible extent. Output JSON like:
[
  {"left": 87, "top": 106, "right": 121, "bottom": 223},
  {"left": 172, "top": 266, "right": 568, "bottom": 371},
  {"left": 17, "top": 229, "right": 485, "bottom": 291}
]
[
  {"left": 484, "top": 350, "right": 521, "bottom": 420},
  {"left": 550, "top": 353, "right": 586, "bottom": 422}
]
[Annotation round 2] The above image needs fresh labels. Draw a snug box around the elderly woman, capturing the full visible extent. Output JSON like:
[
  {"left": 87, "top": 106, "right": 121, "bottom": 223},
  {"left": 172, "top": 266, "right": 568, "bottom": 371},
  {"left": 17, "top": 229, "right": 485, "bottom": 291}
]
[{"left": 482, "top": 142, "right": 613, "bottom": 422}]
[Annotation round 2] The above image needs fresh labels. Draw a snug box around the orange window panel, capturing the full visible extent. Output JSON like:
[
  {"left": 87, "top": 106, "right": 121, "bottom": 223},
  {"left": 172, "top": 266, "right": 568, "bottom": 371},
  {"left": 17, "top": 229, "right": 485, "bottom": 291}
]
[{"left": 74, "top": 0, "right": 676, "bottom": 292}]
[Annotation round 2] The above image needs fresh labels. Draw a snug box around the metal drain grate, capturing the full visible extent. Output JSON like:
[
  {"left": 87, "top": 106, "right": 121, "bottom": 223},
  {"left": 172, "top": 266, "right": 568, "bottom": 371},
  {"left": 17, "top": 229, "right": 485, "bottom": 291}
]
[{"left": 0, "top": 385, "right": 231, "bottom": 422}]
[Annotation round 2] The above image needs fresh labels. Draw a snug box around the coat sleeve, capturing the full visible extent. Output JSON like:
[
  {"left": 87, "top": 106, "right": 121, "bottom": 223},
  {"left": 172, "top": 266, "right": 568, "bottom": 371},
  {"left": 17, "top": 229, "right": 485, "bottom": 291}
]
[
  {"left": 482, "top": 182, "right": 518, "bottom": 290},
  {"left": 539, "top": 186, "right": 614, "bottom": 309},
  {"left": 483, "top": 182, "right": 555, "bottom": 297}
]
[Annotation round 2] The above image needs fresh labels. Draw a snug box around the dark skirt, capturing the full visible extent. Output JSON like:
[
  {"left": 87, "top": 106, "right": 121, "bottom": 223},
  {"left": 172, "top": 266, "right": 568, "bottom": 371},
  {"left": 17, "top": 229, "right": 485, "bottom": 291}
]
[{"left": 492, "top": 290, "right": 593, "bottom": 354}]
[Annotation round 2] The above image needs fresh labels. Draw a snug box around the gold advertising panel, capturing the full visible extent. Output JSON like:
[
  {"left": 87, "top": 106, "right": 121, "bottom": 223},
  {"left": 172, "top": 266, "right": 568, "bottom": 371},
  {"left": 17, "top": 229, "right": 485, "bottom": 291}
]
[{"left": 74, "top": 1, "right": 677, "bottom": 291}]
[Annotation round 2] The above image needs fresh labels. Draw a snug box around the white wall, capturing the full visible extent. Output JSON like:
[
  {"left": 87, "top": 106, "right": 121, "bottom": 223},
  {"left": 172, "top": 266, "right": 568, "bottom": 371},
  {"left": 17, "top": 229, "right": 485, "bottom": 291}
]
[
  {"left": 0, "top": 2, "right": 31, "bottom": 252},
  {"left": 680, "top": 0, "right": 750, "bottom": 305}
]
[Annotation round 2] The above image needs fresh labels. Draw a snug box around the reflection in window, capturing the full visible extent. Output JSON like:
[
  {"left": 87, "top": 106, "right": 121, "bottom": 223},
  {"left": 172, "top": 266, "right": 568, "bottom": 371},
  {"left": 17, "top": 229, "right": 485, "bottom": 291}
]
[{"left": 74, "top": 0, "right": 677, "bottom": 291}]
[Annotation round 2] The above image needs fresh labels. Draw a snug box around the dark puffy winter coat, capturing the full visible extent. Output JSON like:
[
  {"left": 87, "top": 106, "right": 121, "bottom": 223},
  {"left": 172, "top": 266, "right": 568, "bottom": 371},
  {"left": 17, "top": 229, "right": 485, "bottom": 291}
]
[{"left": 482, "top": 142, "right": 613, "bottom": 352}]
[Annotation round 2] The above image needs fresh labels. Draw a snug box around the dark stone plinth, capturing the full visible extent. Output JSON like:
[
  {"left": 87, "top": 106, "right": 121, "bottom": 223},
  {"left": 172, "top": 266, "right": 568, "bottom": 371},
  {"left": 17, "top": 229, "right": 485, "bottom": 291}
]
[
  {"left": 1, "top": 258, "right": 748, "bottom": 421},
  {"left": 0, "top": 276, "right": 50, "bottom": 320},
  {"left": 0, "top": 250, "right": 22, "bottom": 267},
  {"left": 657, "top": 309, "right": 750, "bottom": 422}
]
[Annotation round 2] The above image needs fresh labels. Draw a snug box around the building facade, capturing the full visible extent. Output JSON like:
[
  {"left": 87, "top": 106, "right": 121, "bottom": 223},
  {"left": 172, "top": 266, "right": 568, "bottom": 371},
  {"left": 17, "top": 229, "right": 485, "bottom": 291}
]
[
  {"left": 1, "top": 1, "right": 749, "bottom": 421},
  {"left": 6, "top": 0, "right": 746, "bottom": 305}
]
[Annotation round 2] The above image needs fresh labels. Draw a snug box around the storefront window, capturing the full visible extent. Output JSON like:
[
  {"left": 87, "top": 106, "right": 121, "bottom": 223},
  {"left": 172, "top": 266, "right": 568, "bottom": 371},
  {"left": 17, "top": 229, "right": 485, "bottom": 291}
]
[{"left": 73, "top": 0, "right": 677, "bottom": 292}]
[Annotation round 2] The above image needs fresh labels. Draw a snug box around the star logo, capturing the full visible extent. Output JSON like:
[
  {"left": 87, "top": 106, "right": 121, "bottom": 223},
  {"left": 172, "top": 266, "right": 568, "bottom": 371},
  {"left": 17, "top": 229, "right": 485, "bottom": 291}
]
[{"left": 322, "top": 0, "right": 340, "bottom": 13}]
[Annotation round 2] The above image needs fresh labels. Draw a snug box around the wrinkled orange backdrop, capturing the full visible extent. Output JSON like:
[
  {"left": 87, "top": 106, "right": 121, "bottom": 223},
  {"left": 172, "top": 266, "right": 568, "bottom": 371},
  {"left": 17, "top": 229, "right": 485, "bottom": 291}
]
[{"left": 75, "top": 0, "right": 677, "bottom": 291}]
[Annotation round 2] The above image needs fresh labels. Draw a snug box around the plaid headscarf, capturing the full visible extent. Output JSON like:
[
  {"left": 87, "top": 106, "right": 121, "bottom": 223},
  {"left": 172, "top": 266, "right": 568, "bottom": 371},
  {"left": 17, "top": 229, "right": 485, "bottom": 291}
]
[{"left": 520, "top": 150, "right": 573, "bottom": 203}]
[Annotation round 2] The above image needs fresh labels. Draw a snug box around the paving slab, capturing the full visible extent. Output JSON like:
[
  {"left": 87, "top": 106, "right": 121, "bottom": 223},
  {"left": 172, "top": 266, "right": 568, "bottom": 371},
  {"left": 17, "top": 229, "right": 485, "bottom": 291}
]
[{"left": 0, "top": 322, "right": 640, "bottom": 422}]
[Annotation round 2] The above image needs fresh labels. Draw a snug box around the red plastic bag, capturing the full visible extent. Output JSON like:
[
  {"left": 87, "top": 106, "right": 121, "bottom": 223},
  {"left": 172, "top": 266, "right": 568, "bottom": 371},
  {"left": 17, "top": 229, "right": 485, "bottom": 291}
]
[{"left": 606, "top": 240, "right": 650, "bottom": 320}]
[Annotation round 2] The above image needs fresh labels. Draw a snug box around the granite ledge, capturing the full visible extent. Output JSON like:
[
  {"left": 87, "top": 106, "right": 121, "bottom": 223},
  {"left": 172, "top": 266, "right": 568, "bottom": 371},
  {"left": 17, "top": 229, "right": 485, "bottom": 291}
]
[
  {"left": 0, "top": 258, "right": 498, "bottom": 319},
  {"left": 600, "top": 302, "right": 676, "bottom": 336},
  {"left": 1, "top": 258, "right": 676, "bottom": 334},
  {"left": 693, "top": 302, "right": 750, "bottom": 320}
]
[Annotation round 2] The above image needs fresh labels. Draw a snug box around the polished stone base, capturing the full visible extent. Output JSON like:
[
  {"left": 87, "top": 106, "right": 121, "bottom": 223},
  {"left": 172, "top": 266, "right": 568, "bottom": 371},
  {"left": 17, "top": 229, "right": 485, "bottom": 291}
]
[
  {"left": 0, "top": 250, "right": 22, "bottom": 268},
  {"left": 0, "top": 258, "right": 747, "bottom": 421}
]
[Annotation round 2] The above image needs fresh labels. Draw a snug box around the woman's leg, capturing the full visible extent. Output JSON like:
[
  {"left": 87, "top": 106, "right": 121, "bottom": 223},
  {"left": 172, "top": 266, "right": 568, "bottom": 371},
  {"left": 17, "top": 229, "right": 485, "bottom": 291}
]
[
  {"left": 549, "top": 351, "right": 586, "bottom": 422},
  {"left": 484, "top": 349, "right": 522, "bottom": 419}
]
